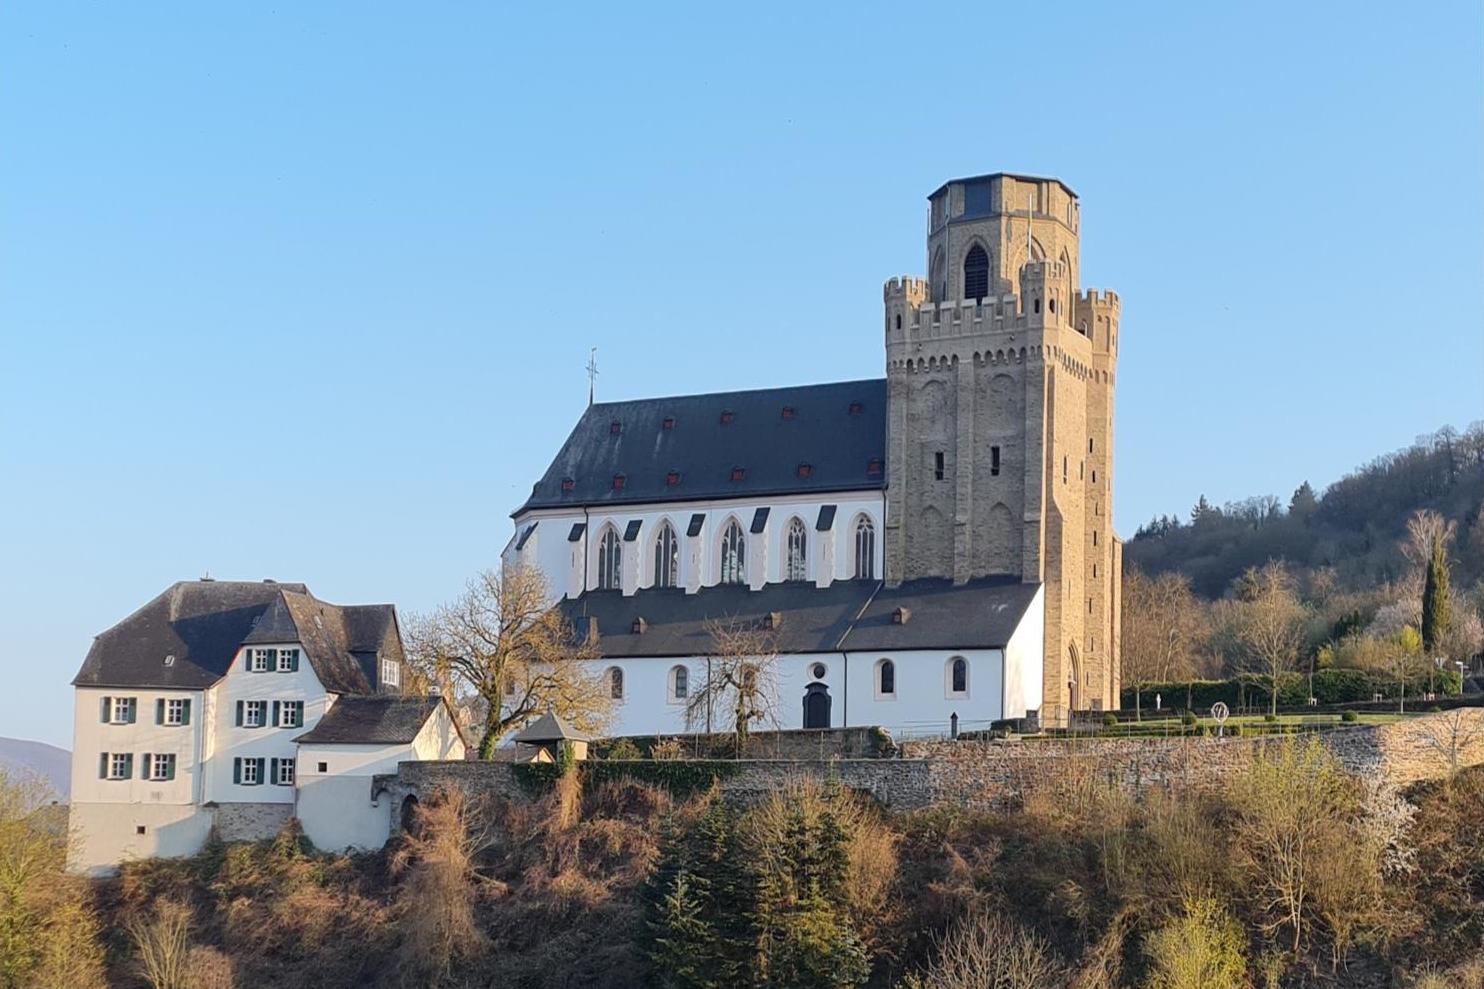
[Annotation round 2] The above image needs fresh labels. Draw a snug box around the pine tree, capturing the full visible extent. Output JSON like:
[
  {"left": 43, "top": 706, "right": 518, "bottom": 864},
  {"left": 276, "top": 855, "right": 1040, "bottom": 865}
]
[
  {"left": 649, "top": 871, "right": 719, "bottom": 989},
  {"left": 1422, "top": 534, "right": 1452, "bottom": 654}
]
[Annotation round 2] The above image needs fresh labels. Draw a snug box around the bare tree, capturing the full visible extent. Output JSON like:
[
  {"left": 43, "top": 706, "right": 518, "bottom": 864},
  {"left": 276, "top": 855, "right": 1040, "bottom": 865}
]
[
  {"left": 1234, "top": 562, "right": 1306, "bottom": 717},
  {"left": 124, "top": 900, "right": 193, "bottom": 989},
  {"left": 1122, "top": 568, "right": 1203, "bottom": 719},
  {"left": 902, "top": 910, "right": 1066, "bottom": 989},
  {"left": 684, "top": 615, "right": 781, "bottom": 754},
  {"left": 1416, "top": 709, "right": 1484, "bottom": 779},
  {"left": 407, "top": 566, "right": 611, "bottom": 759}
]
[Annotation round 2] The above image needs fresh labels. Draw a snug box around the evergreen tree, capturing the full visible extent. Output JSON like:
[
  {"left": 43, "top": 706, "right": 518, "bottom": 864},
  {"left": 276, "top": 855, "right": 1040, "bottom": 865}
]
[
  {"left": 1289, "top": 480, "right": 1318, "bottom": 519},
  {"left": 1422, "top": 534, "right": 1452, "bottom": 653},
  {"left": 648, "top": 871, "right": 719, "bottom": 989}
]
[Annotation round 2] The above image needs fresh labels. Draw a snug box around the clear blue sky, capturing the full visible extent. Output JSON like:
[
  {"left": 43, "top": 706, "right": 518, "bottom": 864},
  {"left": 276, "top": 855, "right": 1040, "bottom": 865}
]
[{"left": 2, "top": 2, "right": 1480, "bottom": 748}]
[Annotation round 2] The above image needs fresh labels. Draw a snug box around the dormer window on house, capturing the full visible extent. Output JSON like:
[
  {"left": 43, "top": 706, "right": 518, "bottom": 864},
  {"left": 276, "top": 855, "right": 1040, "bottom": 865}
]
[
  {"left": 609, "top": 420, "right": 622, "bottom": 436},
  {"left": 381, "top": 658, "right": 401, "bottom": 689},
  {"left": 849, "top": 401, "right": 864, "bottom": 415},
  {"left": 666, "top": 470, "right": 682, "bottom": 487},
  {"left": 662, "top": 416, "right": 676, "bottom": 430},
  {"left": 561, "top": 477, "right": 576, "bottom": 493},
  {"left": 612, "top": 473, "right": 626, "bottom": 491},
  {"left": 867, "top": 458, "right": 884, "bottom": 477},
  {"left": 796, "top": 463, "right": 813, "bottom": 479},
  {"left": 781, "top": 406, "right": 796, "bottom": 420},
  {"left": 720, "top": 410, "right": 735, "bottom": 425},
  {"left": 730, "top": 467, "right": 746, "bottom": 483}
]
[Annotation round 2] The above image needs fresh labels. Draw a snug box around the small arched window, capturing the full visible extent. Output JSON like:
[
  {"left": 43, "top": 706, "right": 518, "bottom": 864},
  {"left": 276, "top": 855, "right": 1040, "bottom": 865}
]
[
  {"left": 950, "top": 656, "right": 967, "bottom": 694},
  {"left": 720, "top": 519, "right": 746, "bottom": 585},
  {"left": 597, "top": 526, "right": 622, "bottom": 590},
  {"left": 854, "top": 515, "right": 876, "bottom": 580},
  {"left": 963, "top": 244, "right": 989, "bottom": 301},
  {"left": 670, "top": 665, "right": 688, "bottom": 701},
  {"left": 608, "top": 666, "right": 624, "bottom": 700},
  {"left": 786, "top": 517, "right": 808, "bottom": 581},
  {"left": 877, "top": 659, "right": 895, "bottom": 697},
  {"left": 654, "top": 521, "right": 679, "bottom": 588}
]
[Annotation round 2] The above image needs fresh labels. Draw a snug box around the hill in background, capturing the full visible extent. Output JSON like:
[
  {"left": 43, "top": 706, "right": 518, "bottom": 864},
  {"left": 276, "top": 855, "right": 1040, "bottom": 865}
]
[
  {"left": 1126, "top": 424, "right": 1484, "bottom": 599},
  {"left": 0, "top": 737, "right": 71, "bottom": 800}
]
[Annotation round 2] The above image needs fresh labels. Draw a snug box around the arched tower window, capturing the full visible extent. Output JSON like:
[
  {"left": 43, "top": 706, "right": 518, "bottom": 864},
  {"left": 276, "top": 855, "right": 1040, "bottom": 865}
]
[
  {"left": 854, "top": 515, "right": 876, "bottom": 580},
  {"left": 786, "top": 517, "right": 808, "bottom": 581},
  {"left": 963, "top": 244, "right": 989, "bottom": 301},
  {"left": 876, "top": 659, "right": 895, "bottom": 697},
  {"left": 654, "top": 521, "right": 679, "bottom": 588},
  {"left": 597, "top": 526, "right": 621, "bottom": 590},
  {"left": 950, "top": 656, "right": 968, "bottom": 694},
  {"left": 720, "top": 519, "right": 746, "bottom": 585}
]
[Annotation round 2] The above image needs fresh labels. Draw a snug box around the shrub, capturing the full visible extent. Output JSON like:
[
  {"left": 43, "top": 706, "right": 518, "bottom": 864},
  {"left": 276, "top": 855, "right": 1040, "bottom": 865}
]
[
  {"left": 1181, "top": 712, "right": 1198, "bottom": 728},
  {"left": 652, "top": 737, "right": 686, "bottom": 761},
  {"left": 1264, "top": 714, "right": 1278, "bottom": 724},
  {"left": 605, "top": 738, "right": 643, "bottom": 760},
  {"left": 1143, "top": 896, "right": 1247, "bottom": 989},
  {"left": 901, "top": 910, "right": 1065, "bottom": 989},
  {"left": 124, "top": 899, "right": 193, "bottom": 989},
  {"left": 1101, "top": 713, "right": 1119, "bottom": 728},
  {"left": 1341, "top": 710, "right": 1359, "bottom": 723}
]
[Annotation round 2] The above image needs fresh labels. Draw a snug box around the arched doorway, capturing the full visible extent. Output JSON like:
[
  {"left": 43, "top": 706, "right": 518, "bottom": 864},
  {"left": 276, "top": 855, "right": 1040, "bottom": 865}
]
[{"left": 802, "top": 682, "right": 831, "bottom": 729}]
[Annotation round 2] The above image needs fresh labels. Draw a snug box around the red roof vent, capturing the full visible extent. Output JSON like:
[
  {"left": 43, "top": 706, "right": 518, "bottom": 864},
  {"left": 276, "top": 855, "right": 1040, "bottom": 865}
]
[
  {"left": 849, "top": 401, "right": 864, "bottom": 415},
  {"left": 561, "top": 477, "right": 575, "bottom": 492},
  {"left": 612, "top": 474, "right": 626, "bottom": 491},
  {"left": 720, "top": 410, "right": 735, "bottom": 425},
  {"left": 781, "top": 406, "right": 797, "bottom": 420},
  {"left": 866, "top": 458, "right": 884, "bottom": 476},
  {"left": 797, "top": 463, "right": 813, "bottom": 479},
  {"left": 730, "top": 466, "right": 746, "bottom": 482},
  {"left": 666, "top": 470, "right": 681, "bottom": 486},
  {"left": 662, "top": 416, "right": 676, "bottom": 431},
  {"left": 609, "top": 421, "right": 622, "bottom": 436}
]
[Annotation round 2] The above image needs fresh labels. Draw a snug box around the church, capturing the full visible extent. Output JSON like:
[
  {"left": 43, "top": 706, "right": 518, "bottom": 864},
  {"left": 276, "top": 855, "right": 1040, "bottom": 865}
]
[{"left": 504, "top": 172, "right": 1122, "bottom": 735}]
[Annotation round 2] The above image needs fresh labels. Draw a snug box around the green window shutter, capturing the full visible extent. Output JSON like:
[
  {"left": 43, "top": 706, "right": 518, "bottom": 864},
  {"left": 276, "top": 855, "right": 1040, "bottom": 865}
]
[
  {"left": 166, "top": 756, "right": 176, "bottom": 781},
  {"left": 290, "top": 650, "right": 300, "bottom": 672},
  {"left": 232, "top": 758, "right": 241, "bottom": 785},
  {"left": 140, "top": 753, "right": 152, "bottom": 779},
  {"left": 182, "top": 700, "right": 191, "bottom": 726},
  {"left": 255, "top": 758, "right": 266, "bottom": 785},
  {"left": 126, "top": 700, "right": 136, "bottom": 724},
  {"left": 272, "top": 701, "right": 281, "bottom": 727},
  {"left": 265, "top": 649, "right": 276, "bottom": 671},
  {"left": 270, "top": 757, "right": 279, "bottom": 784},
  {"left": 98, "top": 753, "right": 108, "bottom": 779},
  {"left": 122, "top": 754, "right": 133, "bottom": 779},
  {"left": 155, "top": 699, "right": 165, "bottom": 725},
  {"left": 235, "top": 701, "right": 243, "bottom": 727},
  {"left": 100, "top": 696, "right": 111, "bottom": 723}
]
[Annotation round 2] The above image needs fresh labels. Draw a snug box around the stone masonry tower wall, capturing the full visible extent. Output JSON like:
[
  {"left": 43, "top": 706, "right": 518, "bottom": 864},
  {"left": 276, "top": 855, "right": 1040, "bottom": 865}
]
[{"left": 883, "top": 173, "right": 1120, "bottom": 727}]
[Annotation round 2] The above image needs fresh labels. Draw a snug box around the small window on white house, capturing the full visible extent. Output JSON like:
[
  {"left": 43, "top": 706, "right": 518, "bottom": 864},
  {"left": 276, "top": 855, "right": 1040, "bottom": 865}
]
[
  {"left": 949, "top": 657, "right": 968, "bottom": 695},
  {"left": 277, "top": 701, "right": 304, "bottom": 728},
  {"left": 240, "top": 758, "right": 261, "bottom": 785},
  {"left": 148, "top": 754, "right": 176, "bottom": 781},
  {"left": 382, "top": 659, "right": 401, "bottom": 689},
  {"left": 275, "top": 758, "right": 296, "bottom": 786},
  {"left": 108, "top": 753, "right": 130, "bottom": 779},
  {"left": 249, "top": 648, "right": 272, "bottom": 672},
  {"left": 243, "top": 700, "right": 266, "bottom": 728},
  {"left": 876, "top": 659, "right": 896, "bottom": 697},
  {"left": 276, "top": 648, "right": 300, "bottom": 672},
  {"left": 109, "top": 697, "right": 136, "bottom": 724},
  {"left": 670, "top": 665, "right": 689, "bottom": 702},
  {"left": 164, "top": 699, "right": 188, "bottom": 726},
  {"left": 609, "top": 667, "right": 625, "bottom": 700}
]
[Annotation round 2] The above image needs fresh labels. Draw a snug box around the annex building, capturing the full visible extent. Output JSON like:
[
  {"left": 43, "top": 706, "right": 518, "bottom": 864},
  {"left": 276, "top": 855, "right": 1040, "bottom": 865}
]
[{"left": 506, "top": 172, "right": 1123, "bottom": 736}]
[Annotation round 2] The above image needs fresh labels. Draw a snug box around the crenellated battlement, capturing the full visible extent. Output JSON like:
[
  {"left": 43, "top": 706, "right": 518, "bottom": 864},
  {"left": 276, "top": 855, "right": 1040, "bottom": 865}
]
[
  {"left": 883, "top": 276, "right": 930, "bottom": 301},
  {"left": 1075, "top": 288, "right": 1121, "bottom": 311}
]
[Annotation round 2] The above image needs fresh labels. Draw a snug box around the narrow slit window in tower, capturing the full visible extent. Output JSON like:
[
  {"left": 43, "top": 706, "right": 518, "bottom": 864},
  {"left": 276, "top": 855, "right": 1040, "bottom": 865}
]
[
  {"left": 990, "top": 446, "right": 1001, "bottom": 476},
  {"left": 934, "top": 451, "right": 945, "bottom": 480}
]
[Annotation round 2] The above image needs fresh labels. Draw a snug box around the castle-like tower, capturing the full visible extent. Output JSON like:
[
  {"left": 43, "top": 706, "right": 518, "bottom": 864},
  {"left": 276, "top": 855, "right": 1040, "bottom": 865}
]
[{"left": 882, "top": 173, "right": 1121, "bottom": 726}]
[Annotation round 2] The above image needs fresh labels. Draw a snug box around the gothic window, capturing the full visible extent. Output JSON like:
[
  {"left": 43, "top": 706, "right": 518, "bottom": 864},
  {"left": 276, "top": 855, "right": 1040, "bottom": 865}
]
[
  {"left": 597, "top": 526, "right": 622, "bottom": 590},
  {"left": 654, "top": 521, "right": 679, "bottom": 588},
  {"left": 876, "top": 659, "right": 895, "bottom": 697},
  {"left": 786, "top": 517, "right": 808, "bottom": 581},
  {"left": 720, "top": 519, "right": 746, "bottom": 585},
  {"left": 608, "top": 666, "right": 624, "bottom": 700},
  {"left": 670, "top": 665, "right": 688, "bottom": 701},
  {"left": 854, "top": 515, "right": 876, "bottom": 580},
  {"left": 950, "top": 656, "right": 967, "bottom": 694},
  {"left": 963, "top": 244, "right": 989, "bottom": 301}
]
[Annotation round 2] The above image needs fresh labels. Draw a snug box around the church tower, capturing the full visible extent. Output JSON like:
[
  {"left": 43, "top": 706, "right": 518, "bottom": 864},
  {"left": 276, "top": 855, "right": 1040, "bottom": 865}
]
[{"left": 882, "top": 173, "right": 1121, "bottom": 727}]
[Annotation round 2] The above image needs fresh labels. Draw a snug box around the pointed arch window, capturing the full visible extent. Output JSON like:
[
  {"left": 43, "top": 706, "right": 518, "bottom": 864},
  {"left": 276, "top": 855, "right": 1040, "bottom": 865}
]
[
  {"left": 597, "top": 526, "right": 621, "bottom": 590},
  {"left": 876, "top": 659, "right": 895, "bottom": 697},
  {"left": 854, "top": 515, "right": 876, "bottom": 580},
  {"left": 786, "top": 517, "right": 808, "bottom": 581},
  {"left": 963, "top": 244, "right": 989, "bottom": 301},
  {"left": 720, "top": 519, "right": 746, "bottom": 585},
  {"left": 654, "top": 521, "right": 679, "bottom": 588}
]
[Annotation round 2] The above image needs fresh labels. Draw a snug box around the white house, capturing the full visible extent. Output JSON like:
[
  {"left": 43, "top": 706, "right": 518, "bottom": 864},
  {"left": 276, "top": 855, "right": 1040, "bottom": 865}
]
[
  {"left": 504, "top": 379, "right": 1045, "bottom": 740},
  {"left": 68, "top": 579, "right": 463, "bottom": 875}
]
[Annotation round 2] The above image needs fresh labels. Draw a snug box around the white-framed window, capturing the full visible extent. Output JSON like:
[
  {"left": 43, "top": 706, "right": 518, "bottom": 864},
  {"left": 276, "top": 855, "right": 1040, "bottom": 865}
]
[
  {"left": 276, "top": 648, "right": 299, "bottom": 672},
  {"left": 669, "top": 665, "right": 689, "bottom": 703},
  {"left": 875, "top": 658, "right": 896, "bottom": 699},
  {"left": 243, "top": 700, "right": 266, "bottom": 728},
  {"left": 107, "top": 752, "right": 131, "bottom": 779},
  {"left": 947, "top": 656, "right": 969, "bottom": 696},
  {"left": 148, "top": 753, "right": 176, "bottom": 781},
  {"left": 238, "top": 758, "right": 262, "bottom": 786},
  {"left": 277, "top": 700, "right": 304, "bottom": 728},
  {"left": 854, "top": 516, "right": 876, "bottom": 580},
  {"left": 108, "top": 696, "right": 136, "bottom": 724},
  {"left": 786, "top": 517, "right": 808, "bottom": 581},
  {"left": 597, "top": 525, "right": 622, "bottom": 590},
  {"left": 164, "top": 698, "right": 188, "bottom": 726},
  {"left": 608, "top": 666, "right": 624, "bottom": 700},
  {"left": 654, "top": 521, "right": 679, "bottom": 588},
  {"left": 719, "top": 519, "right": 746, "bottom": 585},
  {"left": 275, "top": 758, "right": 295, "bottom": 786},
  {"left": 381, "top": 658, "right": 401, "bottom": 689},
  {"left": 249, "top": 648, "right": 272, "bottom": 672}
]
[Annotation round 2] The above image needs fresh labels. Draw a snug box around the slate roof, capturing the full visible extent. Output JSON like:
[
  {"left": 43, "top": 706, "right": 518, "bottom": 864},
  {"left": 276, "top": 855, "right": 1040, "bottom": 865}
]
[
  {"left": 517, "top": 379, "right": 886, "bottom": 514},
  {"left": 556, "top": 578, "right": 1041, "bottom": 658},
  {"left": 72, "top": 580, "right": 404, "bottom": 694},
  {"left": 295, "top": 696, "right": 448, "bottom": 745},
  {"left": 514, "top": 710, "right": 592, "bottom": 744}
]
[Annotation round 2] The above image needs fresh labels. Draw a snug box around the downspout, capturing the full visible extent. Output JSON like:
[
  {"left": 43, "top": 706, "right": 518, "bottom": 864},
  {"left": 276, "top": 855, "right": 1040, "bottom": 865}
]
[
  {"left": 841, "top": 652, "right": 848, "bottom": 727},
  {"left": 582, "top": 506, "right": 591, "bottom": 598}
]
